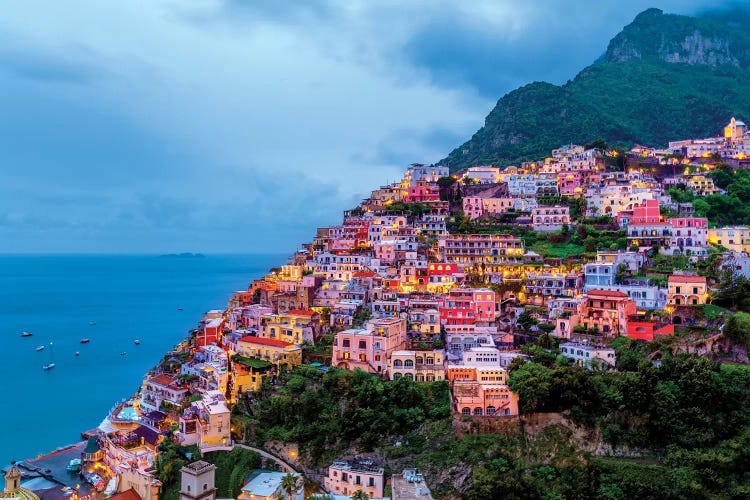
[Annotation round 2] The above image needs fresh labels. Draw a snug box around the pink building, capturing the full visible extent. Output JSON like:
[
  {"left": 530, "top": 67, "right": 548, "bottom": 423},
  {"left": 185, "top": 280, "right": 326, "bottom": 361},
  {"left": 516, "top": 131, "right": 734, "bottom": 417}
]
[
  {"left": 405, "top": 180, "right": 440, "bottom": 203},
  {"left": 462, "top": 197, "right": 514, "bottom": 220},
  {"left": 557, "top": 171, "right": 584, "bottom": 196},
  {"left": 325, "top": 459, "right": 384, "bottom": 499},
  {"left": 199, "top": 317, "right": 225, "bottom": 347},
  {"left": 440, "top": 288, "right": 496, "bottom": 326},
  {"left": 332, "top": 316, "right": 407, "bottom": 375}
]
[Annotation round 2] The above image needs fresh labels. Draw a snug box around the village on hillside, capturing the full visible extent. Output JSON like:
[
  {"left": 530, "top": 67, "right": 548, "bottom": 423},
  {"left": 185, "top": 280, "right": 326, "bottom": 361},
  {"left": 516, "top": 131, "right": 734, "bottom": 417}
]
[{"left": 5, "top": 118, "right": 750, "bottom": 500}]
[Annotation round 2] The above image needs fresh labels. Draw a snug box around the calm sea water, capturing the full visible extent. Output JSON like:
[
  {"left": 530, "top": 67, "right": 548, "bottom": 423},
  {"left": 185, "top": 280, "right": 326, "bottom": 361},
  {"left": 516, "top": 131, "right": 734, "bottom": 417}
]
[{"left": 0, "top": 254, "right": 285, "bottom": 467}]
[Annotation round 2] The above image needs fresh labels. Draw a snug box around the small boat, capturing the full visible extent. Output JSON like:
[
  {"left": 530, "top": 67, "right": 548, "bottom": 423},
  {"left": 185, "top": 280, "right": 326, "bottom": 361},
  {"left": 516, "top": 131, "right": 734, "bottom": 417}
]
[
  {"left": 43, "top": 342, "right": 55, "bottom": 370},
  {"left": 21, "top": 331, "right": 33, "bottom": 337},
  {"left": 177, "top": 307, "right": 183, "bottom": 311},
  {"left": 80, "top": 338, "right": 90, "bottom": 344},
  {"left": 120, "top": 352, "right": 127, "bottom": 356},
  {"left": 89, "top": 321, "right": 96, "bottom": 326},
  {"left": 36, "top": 345, "right": 45, "bottom": 351},
  {"left": 75, "top": 352, "right": 80, "bottom": 356},
  {"left": 134, "top": 340, "right": 141, "bottom": 345},
  {"left": 66, "top": 459, "right": 82, "bottom": 472}
]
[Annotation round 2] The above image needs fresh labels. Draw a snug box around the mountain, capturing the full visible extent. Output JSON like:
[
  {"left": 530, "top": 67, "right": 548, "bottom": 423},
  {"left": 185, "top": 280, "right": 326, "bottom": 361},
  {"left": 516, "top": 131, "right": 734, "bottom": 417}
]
[{"left": 441, "top": 8, "right": 750, "bottom": 171}]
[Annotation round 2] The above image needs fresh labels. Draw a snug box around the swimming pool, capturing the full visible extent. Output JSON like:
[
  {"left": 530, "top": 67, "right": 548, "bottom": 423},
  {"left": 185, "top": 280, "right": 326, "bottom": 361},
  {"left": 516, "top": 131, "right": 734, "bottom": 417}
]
[{"left": 117, "top": 407, "right": 139, "bottom": 421}]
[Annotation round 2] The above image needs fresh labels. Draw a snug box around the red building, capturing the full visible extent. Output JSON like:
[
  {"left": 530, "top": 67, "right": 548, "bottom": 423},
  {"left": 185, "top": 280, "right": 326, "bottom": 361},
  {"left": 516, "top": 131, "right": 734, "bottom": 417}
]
[{"left": 627, "top": 320, "right": 674, "bottom": 342}]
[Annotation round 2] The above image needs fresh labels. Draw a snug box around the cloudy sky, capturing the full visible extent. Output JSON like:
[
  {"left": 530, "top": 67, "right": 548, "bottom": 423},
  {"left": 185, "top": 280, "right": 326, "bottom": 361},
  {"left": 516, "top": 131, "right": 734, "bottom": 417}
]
[{"left": 0, "top": 0, "right": 735, "bottom": 253}]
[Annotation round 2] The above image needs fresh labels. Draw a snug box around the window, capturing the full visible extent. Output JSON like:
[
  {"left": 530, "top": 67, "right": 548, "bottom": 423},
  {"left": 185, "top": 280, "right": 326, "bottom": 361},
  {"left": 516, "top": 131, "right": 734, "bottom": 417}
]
[
  {"left": 462, "top": 407, "right": 471, "bottom": 416},
  {"left": 358, "top": 340, "right": 366, "bottom": 349},
  {"left": 342, "top": 339, "right": 350, "bottom": 347}
]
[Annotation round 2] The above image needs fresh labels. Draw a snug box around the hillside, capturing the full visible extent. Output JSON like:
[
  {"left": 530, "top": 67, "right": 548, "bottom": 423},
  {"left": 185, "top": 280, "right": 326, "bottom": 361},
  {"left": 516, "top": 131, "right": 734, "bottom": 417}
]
[{"left": 441, "top": 8, "right": 750, "bottom": 171}]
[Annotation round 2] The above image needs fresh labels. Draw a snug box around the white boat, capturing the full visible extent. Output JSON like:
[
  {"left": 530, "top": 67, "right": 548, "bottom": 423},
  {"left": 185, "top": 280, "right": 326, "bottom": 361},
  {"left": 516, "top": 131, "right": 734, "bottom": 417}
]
[
  {"left": 134, "top": 340, "right": 141, "bottom": 345},
  {"left": 120, "top": 352, "right": 127, "bottom": 356},
  {"left": 89, "top": 321, "right": 96, "bottom": 326},
  {"left": 36, "top": 345, "right": 45, "bottom": 351},
  {"left": 43, "top": 342, "right": 55, "bottom": 370},
  {"left": 21, "top": 331, "right": 33, "bottom": 337}
]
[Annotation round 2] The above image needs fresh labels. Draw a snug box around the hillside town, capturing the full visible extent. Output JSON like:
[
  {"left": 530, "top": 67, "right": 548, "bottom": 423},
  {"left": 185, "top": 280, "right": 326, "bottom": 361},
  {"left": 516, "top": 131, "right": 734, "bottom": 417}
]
[{"left": 5, "top": 118, "right": 750, "bottom": 500}]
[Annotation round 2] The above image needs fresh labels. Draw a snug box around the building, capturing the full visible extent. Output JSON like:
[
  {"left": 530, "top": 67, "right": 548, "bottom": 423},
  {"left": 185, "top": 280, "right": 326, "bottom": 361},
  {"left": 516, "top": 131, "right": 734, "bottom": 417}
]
[
  {"left": 179, "top": 461, "right": 216, "bottom": 500},
  {"left": 462, "top": 197, "right": 514, "bottom": 220},
  {"left": 531, "top": 206, "right": 571, "bottom": 231},
  {"left": 667, "top": 275, "right": 707, "bottom": 306},
  {"left": 708, "top": 226, "right": 750, "bottom": 253},
  {"left": 665, "top": 217, "right": 708, "bottom": 257},
  {"left": 389, "top": 349, "right": 445, "bottom": 381},
  {"left": 559, "top": 342, "right": 616, "bottom": 368},
  {"left": 464, "top": 166, "right": 501, "bottom": 184},
  {"left": 178, "top": 390, "right": 231, "bottom": 448},
  {"left": 260, "top": 310, "right": 318, "bottom": 345},
  {"left": 452, "top": 381, "right": 519, "bottom": 416},
  {"left": 140, "top": 374, "right": 189, "bottom": 412},
  {"left": 239, "top": 471, "right": 302, "bottom": 500},
  {"left": 569, "top": 290, "right": 637, "bottom": 337},
  {"left": 325, "top": 459, "right": 385, "bottom": 499},
  {"left": 332, "top": 316, "right": 408, "bottom": 374},
  {"left": 438, "top": 234, "right": 525, "bottom": 268},
  {"left": 439, "top": 288, "right": 496, "bottom": 326},
  {"left": 235, "top": 336, "right": 303, "bottom": 368},
  {"left": 2, "top": 466, "right": 39, "bottom": 500}
]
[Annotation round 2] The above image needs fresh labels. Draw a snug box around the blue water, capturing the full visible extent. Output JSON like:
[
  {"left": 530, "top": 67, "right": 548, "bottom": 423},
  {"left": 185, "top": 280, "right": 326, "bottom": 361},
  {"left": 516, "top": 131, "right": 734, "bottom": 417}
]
[{"left": 0, "top": 254, "right": 284, "bottom": 467}]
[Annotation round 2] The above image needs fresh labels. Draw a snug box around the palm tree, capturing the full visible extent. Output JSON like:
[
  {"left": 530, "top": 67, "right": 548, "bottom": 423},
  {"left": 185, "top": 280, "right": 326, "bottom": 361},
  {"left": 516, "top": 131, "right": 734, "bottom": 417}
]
[
  {"left": 351, "top": 490, "right": 370, "bottom": 500},
  {"left": 280, "top": 473, "right": 298, "bottom": 500}
]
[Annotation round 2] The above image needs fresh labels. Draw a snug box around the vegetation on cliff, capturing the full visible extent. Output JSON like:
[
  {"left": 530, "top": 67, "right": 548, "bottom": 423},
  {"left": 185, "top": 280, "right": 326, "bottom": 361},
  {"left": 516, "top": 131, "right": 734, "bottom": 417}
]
[{"left": 441, "top": 8, "right": 750, "bottom": 171}]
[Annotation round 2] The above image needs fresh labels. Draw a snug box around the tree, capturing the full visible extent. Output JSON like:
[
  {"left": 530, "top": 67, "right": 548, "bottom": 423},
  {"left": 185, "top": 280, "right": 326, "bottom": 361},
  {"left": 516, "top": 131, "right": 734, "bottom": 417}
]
[
  {"left": 584, "top": 235, "right": 597, "bottom": 252},
  {"left": 508, "top": 362, "right": 553, "bottom": 412},
  {"left": 351, "top": 490, "right": 370, "bottom": 500},
  {"left": 517, "top": 310, "right": 538, "bottom": 330},
  {"left": 281, "top": 473, "right": 299, "bottom": 500},
  {"left": 722, "top": 312, "right": 750, "bottom": 347}
]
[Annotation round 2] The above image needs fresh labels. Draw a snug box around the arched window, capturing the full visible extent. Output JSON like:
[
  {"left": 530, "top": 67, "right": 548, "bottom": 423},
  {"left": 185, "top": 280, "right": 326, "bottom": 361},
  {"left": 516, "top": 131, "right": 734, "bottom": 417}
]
[
  {"left": 393, "top": 359, "right": 402, "bottom": 367},
  {"left": 474, "top": 407, "right": 483, "bottom": 416},
  {"left": 462, "top": 407, "right": 471, "bottom": 416},
  {"left": 404, "top": 359, "right": 414, "bottom": 367},
  {"left": 486, "top": 406, "right": 496, "bottom": 415},
  {"left": 404, "top": 373, "right": 414, "bottom": 380}
]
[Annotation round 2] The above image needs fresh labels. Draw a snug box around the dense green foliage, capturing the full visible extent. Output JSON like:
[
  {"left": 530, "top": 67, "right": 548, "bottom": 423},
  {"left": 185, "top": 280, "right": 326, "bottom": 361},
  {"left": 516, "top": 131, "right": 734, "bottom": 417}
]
[
  {"left": 442, "top": 9, "right": 750, "bottom": 171},
  {"left": 248, "top": 365, "right": 451, "bottom": 465}
]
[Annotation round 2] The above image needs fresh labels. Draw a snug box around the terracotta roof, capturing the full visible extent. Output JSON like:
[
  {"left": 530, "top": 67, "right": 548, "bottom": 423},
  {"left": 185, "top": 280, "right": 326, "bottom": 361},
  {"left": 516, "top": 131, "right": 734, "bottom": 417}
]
[
  {"left": 238, "top": 336, "right": 293, "bottom": 348},
  {"left": 150, "top": 374, "right": 176, "bottom": 386},
  {"left": 668, "top": 275, "right": 707, "bottom": 283},
  {"left": 288, "top": 309, "right": 315, "bottom": 317},
  {"left": 109, "top": 489, "right": 141, "bottom": 500},
  {"left": 354, "top": 271, "right": 376, "bottom": 277},
  {"left": 586, "top": 290, "right": 629, "bottom": 298}
]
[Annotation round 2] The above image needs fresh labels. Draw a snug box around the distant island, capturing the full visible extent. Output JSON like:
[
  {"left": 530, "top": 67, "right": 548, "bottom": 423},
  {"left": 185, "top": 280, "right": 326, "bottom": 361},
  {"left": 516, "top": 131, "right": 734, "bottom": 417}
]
[{"left": 157, "top": 252, "right": 206, "bottom": 259}]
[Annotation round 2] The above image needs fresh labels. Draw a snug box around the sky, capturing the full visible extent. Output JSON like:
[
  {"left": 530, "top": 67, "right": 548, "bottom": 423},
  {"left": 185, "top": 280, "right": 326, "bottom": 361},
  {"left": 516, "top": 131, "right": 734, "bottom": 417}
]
[{"left": 0, "top": 0, "right": 738, "bottom": 254}]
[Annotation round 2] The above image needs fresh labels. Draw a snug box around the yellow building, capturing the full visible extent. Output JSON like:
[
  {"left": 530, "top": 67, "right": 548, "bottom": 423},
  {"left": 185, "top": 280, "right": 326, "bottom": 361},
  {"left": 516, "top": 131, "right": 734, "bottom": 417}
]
[
  {"left": 668, "top": 275, "right": 707, "bottom": 306},
  {"left": 708, "top": 226, "right": 750, "bottom": 253},
  {"left": 389, "top": 349, "right": 445, "bottom": 382},
  {"left": 687, "top": 175, "right": 720, "bottom": 195},
  {"left": 260, "top": 310, "right": 317, "bottom": 345},
  {"left": 236, "top": 336, "right": 302, "bottom": 368}
]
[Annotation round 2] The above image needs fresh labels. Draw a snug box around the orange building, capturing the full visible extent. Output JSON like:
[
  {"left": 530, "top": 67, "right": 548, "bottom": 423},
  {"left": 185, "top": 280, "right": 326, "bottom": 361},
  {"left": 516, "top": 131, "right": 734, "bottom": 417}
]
[{"left": 452, "top": 381, "right": 519, "bottom": 417}]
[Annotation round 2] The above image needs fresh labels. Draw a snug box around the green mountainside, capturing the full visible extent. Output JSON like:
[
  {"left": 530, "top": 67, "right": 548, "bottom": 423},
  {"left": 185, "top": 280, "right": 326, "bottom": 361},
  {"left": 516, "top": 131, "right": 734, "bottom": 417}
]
[{"left": 442, "top": 8, "right": 750, "bottom": 171}]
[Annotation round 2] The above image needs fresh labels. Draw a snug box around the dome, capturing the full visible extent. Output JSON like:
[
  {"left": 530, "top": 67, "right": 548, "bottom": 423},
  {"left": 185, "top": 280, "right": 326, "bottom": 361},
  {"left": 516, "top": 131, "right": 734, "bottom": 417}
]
[{"left": 3, "top": 466, "right": 40, "bottom": 500}]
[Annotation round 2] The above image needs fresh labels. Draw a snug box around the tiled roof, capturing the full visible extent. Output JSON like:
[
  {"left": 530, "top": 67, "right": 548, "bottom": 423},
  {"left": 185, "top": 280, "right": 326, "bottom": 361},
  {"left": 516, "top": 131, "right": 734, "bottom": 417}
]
[
  {"left": 668, "top": 275, "right": 706, "bottom": 283},
  {"left": 150, "top": 374, "right": 176, "bottom": 386},
  {"left": 108, "top": 489, "right": 142, "bottom": 500},
  {"left": 238, "top": 336, "right": 293, "bottom": 348},
  {"left": 587, "top": 290, "right": 629, "bottom": 298},
  {"left": 288, "top": 309, "right": 315, "bottom": 317}
]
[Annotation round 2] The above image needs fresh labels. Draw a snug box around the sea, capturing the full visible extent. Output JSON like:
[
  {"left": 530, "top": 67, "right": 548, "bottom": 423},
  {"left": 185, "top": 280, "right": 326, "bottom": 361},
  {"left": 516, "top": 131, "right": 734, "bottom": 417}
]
[{"left": 0, "top": 254, "right": 286, "bottom": 467}]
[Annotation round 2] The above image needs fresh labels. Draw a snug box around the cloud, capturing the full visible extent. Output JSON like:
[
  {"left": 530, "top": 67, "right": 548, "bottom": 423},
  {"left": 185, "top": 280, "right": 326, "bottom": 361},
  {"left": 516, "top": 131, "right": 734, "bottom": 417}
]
[{"left": 0, "top": 0, "right": 739, "bottom": 253}]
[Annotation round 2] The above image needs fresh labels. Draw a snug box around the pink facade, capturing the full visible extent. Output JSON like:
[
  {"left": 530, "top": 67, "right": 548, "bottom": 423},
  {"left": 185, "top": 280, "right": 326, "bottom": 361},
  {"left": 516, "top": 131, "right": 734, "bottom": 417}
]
[
  {"left": 453, "top": 381, "right": 519, "bottom": 417},
  {"left": 557, "top": 171, "right": 583, "bottom": 196},
  {"left": 440, "top": 288, "right": 496, "bottom": 326},
  {"left": 405, "top": 180, "right": 440, "bottom": 202},
  {"left": 629, "top": 199, "right": 662, "bottom": 225},
  {"left": 199, "top": 317, "right": 224, "bottom": 346},
  {"left": 462, "top": 197, "right": 514, "bottom": 220},
  {"left": 332, "top": 317, "right": 407, "bottom": 374}
]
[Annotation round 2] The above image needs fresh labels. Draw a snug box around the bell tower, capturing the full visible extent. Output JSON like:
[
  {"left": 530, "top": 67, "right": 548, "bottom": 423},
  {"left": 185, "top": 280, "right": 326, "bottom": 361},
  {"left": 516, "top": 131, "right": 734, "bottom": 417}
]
[{"left": 179, "top": 461, "right": 216, "bottom": 500}]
